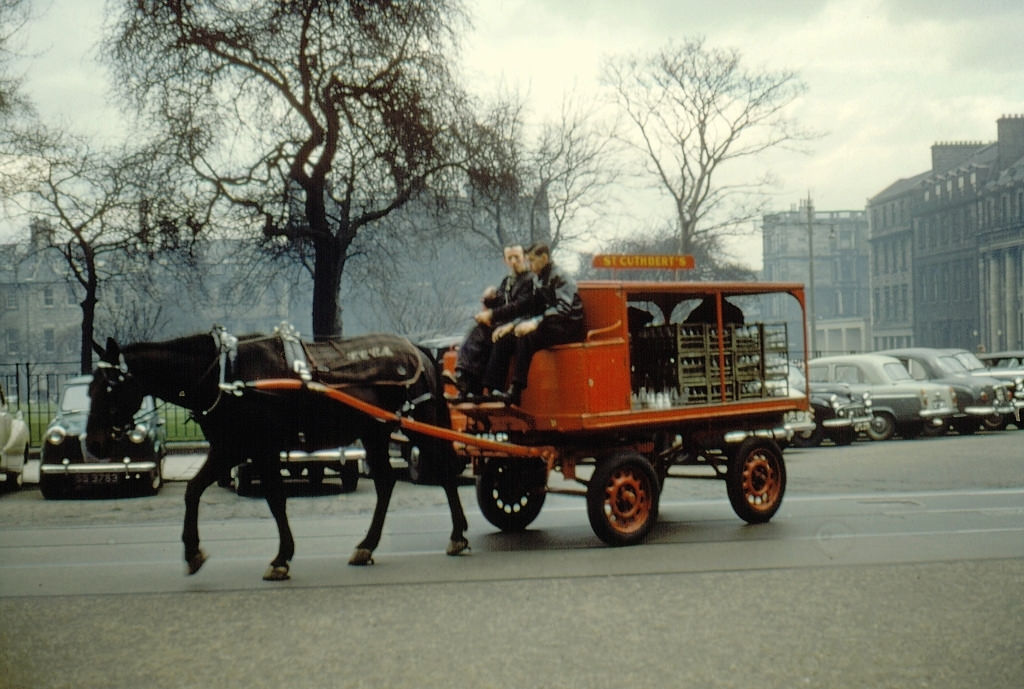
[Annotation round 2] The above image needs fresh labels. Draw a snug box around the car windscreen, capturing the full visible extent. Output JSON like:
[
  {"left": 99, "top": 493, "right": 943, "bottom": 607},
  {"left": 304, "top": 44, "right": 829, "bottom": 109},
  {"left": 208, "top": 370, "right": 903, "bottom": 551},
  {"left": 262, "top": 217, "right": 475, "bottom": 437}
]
[
  {"left": 882, "top": 362, "right": 913, "bottom": 382},
  {"left": 952, "top": 351, "right": 985, "bottom": 372},
  {"left": 61, "top": 384, "right": 91, "bottom": 413},
  {"left": 937, "top": 355, "right": 968, "bottom": 374}
]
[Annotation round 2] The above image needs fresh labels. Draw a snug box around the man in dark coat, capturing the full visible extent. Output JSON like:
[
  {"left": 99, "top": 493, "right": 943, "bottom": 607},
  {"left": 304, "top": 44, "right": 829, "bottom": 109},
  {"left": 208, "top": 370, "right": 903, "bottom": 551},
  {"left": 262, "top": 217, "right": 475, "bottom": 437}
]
[
  {"left": 483, "top": 242, "right": 585, "bottom": 406},
  {"left": 452, "top": 244, "right": 535, "bottom": 400}
]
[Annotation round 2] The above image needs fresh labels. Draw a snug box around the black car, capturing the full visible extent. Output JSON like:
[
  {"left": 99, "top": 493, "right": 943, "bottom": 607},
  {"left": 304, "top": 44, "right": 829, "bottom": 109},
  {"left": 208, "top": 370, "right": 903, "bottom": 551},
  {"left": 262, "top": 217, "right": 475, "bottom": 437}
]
[
  {"left": 785, "top": 365, "right": 873, "bottom": 447},
  {"left": 39, "top": 375, "right": 167, "bottom": 498}
]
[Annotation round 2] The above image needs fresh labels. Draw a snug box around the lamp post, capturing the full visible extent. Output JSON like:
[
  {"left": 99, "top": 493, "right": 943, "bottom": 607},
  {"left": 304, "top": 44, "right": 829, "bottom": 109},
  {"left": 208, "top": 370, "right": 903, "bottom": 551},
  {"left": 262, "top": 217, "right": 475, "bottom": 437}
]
[{"left": 806, "top": 194, "right": 816, "bottom": 358}]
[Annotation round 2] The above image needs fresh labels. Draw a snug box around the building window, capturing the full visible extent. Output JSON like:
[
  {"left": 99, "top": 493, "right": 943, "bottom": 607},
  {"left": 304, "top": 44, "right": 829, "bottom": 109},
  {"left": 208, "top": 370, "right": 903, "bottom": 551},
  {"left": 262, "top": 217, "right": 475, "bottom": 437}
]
[
  {"left": 43, "top": 286, "right": 54, "bottom": 307},
  {"left": 5, "top": 290, "right": 17, "bottom": 310},
  {"left": 5, "top": 329, "right": 18, "bottom": 356},
  {"left": 43, "top": 328, "right": 55, "bottom": 354}
]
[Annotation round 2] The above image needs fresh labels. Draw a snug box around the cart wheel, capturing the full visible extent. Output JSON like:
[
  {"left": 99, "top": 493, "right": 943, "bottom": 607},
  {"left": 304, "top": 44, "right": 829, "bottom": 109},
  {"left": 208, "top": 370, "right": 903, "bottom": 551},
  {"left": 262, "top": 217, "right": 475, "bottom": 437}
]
[
  {"left": 586, "top": 451, "right": 660, "bottom": 546},
  {"left": 726, "top": 439, "right": 785, "bottom": 524},
  {"left": 475, "top": 459, "right": 546, "bottom": 532}
]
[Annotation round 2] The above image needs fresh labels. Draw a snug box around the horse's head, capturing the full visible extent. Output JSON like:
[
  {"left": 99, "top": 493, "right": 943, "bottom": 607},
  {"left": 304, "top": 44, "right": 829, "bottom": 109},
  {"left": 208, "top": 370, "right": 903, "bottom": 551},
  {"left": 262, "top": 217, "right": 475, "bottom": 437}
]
[{"left": 85, "top": 337, "right": 145, "bottom": 457}]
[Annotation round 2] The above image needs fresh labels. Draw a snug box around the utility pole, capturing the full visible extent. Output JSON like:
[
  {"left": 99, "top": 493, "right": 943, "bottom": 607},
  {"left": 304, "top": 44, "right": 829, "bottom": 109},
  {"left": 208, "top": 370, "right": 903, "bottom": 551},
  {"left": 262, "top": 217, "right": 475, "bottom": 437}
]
[{"left": 806, "top": 192, "right": 816, "bottom": 358}]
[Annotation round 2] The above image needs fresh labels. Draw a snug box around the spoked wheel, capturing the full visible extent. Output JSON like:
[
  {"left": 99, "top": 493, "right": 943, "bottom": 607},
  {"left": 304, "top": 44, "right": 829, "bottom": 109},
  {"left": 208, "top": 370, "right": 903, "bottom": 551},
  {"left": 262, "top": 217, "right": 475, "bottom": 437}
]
[
  {"left": 866, "top": 412, "right": 895, "bottom": 441},
  {"left": 726, "top": 438, "right": 786, "bottom": 524},
  {"left": 476, "top": 459, "right": 547, "bottom": 532},
  {"left": 586, "top": 451, "right": 660, "bottom": 546}
]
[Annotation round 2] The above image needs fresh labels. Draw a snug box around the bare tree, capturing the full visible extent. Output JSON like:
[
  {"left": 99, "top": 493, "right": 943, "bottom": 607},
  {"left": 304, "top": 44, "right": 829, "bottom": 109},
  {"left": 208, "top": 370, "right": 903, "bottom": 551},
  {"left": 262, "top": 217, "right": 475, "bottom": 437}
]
[
  {"left": 104, "top": 0, "right": 469, "bottom": 339},
  {"left": 11, "top": 130, "right": 181, "bottom": 371},
  {"left": 456, "top": 89, "right": 621, "bottom": 252},
  {"left": 603, "top": 37, "right": 810, "bottom": 255},
  {"left": 0, "top": 0, "right": 30, "bottom": 120},
  {"left": 532, "top": 93, "right": 622, "bottom": 249}
]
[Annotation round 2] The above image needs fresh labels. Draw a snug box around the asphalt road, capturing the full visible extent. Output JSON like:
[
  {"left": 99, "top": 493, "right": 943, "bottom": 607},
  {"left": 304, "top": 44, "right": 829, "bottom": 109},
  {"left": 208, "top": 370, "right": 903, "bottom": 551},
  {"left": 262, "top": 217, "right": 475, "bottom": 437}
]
[{"left": 1, "top": 431, "right": 1022, "bottom": 689}]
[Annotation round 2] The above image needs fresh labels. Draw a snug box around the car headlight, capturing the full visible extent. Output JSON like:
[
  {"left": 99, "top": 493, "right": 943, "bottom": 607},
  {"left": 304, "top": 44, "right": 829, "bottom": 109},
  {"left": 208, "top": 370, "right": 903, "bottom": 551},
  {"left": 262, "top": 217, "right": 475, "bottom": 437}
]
[
  {"left": 46, "top": 426, "right": 67, "bottom": 445},
  {"left": 829, "top": 394, "right": 841, "bottom": 409},
  {"left": 128, "top": 426, "right": 147, "bottom": 444}
]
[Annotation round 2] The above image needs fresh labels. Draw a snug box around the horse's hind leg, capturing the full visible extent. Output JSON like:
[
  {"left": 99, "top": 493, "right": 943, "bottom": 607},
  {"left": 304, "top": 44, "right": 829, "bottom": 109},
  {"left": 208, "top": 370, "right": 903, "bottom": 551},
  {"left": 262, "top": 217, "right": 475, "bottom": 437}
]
[
  {"left": 349, "top": 435, "right": 394, "bottom": 566},
  {"left": 260, "top": 454, "right": 294, "bottom": 581},
  {"left": 182, "top": 451, "right": 223, "bottom": 575}
]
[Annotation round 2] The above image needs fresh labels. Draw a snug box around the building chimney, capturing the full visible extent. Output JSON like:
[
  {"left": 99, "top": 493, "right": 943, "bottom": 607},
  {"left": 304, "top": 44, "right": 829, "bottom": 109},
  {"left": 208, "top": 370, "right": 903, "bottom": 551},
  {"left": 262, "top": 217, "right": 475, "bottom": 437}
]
[
  {"left": 930, "top": 141, "right": 984, "bottom": 173},
  {"left": 29, "top": 218, "right": 55, "bottom": 250},
  {"left": 997, "top": 114, "right": 1024, "bottom": 171}
]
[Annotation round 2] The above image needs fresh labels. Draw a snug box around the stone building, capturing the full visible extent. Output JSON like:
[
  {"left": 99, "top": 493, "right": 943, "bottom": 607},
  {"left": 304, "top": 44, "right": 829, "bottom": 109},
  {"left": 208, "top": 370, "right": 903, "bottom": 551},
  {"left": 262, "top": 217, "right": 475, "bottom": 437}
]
[
  {"left": 867, "top": 115, "right": 1024, "bottom": 351},
  {"left": 761, "top": 203, "right": 871, "bottom": 357}
]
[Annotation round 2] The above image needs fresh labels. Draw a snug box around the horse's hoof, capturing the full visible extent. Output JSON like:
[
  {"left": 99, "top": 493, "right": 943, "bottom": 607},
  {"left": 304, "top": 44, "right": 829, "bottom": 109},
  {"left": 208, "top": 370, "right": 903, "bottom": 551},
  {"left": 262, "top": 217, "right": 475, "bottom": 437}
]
[
  {"left": 263, "top": 564, "right": 291, "bottom": 581},
  {"left": 186, "top": 549, "right": 208, "bottom": 575},
  {"left": 348, "top": 548, "right": 375, "bottom": 566},
  {"left": 446, "top": 538, "right": 470, "bottom": 556}
]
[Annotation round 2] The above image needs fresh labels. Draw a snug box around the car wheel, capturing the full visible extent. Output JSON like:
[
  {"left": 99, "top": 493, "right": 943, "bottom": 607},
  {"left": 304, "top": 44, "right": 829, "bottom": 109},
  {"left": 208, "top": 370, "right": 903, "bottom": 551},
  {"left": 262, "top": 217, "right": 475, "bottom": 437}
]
[
  {"left": 339, "top": 461, "right": 359, "bottom": 493},
  {"left": 981, "top": 413, "right": 1008, "bottom": 432},
  {"left": 235, "top": 463, "right": 255, "bottom": 497},
  {"left": 791, "top": 423, "right": 824, "bottom": 448},
  {"left": 148, "top": 457, "right": 164, "bottom": 495},
  {"left": 307, "top": 464, "right": 325, "bottom": 487},
  {"left": 39, "top": 472, "right": 67, "bottom": 500},
  {"left": 953, "top": 419, "right": 978, "bottom": 435},
  {"left": 829, "top": 427, "right": 856, "bottom": 446},
  {"left": 866, "top": 412, "right": 895, "bottom": 441}
]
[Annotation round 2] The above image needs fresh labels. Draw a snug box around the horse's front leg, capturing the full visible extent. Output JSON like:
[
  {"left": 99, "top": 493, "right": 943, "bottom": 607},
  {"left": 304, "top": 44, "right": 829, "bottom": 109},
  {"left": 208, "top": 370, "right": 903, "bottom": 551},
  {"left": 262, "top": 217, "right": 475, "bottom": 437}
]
[
  {"left": 442, "top": 472, "right": 470, "bottom": 557},
  {"left": 182, "top": 452, "right": 222, "bottom": 575},
  {"left": 349, "top": 437, "right": 395, "bottom": 566},
  {"left": 260, "top": 452, "right": 294, "bottom": 581}
]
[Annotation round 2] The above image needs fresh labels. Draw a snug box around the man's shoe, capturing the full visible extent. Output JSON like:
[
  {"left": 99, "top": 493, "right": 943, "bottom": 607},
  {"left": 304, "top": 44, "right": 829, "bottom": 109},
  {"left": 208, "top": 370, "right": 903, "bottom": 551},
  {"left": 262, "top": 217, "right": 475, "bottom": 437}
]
[{"left": 491, "top": 386, "right": 521, "bottom": 406}]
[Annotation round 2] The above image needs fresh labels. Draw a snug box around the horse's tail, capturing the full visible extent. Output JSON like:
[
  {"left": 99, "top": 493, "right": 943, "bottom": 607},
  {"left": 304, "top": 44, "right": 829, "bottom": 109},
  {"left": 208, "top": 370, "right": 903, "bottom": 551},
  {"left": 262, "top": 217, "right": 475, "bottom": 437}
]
[{"left": 408, "top": 345, "right": 464, "bottom": 484}]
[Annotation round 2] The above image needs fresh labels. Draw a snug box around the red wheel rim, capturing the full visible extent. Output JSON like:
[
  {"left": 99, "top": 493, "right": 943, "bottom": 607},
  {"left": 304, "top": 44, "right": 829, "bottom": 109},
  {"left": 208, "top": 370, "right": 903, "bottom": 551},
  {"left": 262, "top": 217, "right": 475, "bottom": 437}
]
[
  {"left": 602, "top": 467, "right": 652, "bottom": 534},
  {"left": 741, "top": 450, "right": 781, "bottom": 512}
]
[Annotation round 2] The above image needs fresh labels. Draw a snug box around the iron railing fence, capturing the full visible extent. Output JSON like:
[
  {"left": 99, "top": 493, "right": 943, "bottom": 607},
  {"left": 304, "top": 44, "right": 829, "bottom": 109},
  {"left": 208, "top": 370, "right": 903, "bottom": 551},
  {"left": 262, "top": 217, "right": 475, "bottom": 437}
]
[{"left": 0, "top": 362, "right": 206, "bottom": 449}]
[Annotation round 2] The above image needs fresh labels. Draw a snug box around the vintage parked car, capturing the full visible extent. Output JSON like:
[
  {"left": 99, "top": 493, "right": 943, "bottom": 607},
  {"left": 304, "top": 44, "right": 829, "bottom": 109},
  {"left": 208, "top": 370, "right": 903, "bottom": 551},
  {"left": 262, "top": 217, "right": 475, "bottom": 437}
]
[
  {"left": 39, "top": 375, "right": 167, "bottom": 498},
  {"left": 232, "top": 445, "right": 365, "bottom": 496},
  {"left": 808, "top": 354, "right": 956, "bottom": 441},
  {"left": 877, "top": 347, "right": 1015, "bottom": 435},
  {"left": 784, "top": 365, "right": 872, "bottom": 447},
  {"left": 978, "top": 350, "right": 1024, "bottom": 371},
  {"left": 0, "top": 382, "right": 30, "bottom": 491},
  {"left": 942, "top": 348, "right": 1024, "bottom": 430}
]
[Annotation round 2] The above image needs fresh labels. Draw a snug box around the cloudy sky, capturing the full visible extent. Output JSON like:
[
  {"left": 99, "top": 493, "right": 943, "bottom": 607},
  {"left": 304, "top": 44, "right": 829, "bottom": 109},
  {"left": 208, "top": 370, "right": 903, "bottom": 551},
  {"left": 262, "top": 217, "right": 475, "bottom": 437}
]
[{"left": 11, "top": 0, "right": 1024, "bottom": 266}]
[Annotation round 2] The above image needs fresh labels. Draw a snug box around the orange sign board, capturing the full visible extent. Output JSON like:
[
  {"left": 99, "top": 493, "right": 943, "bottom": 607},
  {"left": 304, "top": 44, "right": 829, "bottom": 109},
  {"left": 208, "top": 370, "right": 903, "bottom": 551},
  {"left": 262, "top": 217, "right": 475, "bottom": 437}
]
[{"left": 591, "top": 254, "right": 696, "bottom": 270}]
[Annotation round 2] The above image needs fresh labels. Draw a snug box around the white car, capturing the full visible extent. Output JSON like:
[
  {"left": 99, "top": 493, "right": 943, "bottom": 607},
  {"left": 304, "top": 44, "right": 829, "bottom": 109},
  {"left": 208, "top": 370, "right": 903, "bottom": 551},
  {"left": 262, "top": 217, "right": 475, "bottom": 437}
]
[{"left": 0, "top": 383, "right": 30, "bottom": 491}]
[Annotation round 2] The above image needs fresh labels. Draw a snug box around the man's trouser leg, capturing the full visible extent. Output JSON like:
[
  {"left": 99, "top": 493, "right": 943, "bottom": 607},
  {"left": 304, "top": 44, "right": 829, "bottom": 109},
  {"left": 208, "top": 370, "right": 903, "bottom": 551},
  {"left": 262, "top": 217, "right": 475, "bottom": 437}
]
[{"left": 455, "top": 324, "right": 492, "bottom": 393}]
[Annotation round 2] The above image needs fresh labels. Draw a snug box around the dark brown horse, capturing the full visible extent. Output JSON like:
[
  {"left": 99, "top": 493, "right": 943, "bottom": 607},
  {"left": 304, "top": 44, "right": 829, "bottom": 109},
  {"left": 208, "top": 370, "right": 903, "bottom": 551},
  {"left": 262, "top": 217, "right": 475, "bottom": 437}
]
[{"left": 85, "top": 329, "right": 469, "bottom": 580}]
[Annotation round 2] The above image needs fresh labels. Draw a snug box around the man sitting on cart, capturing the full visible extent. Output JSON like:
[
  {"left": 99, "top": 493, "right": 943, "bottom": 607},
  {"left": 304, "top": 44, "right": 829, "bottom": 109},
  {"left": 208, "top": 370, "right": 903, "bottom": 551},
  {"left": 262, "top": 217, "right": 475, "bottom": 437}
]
[
  {"left": 450, "top": 244, "right": 536, "bottom": 401},
  {"left": 482, "top": 241, "right": 585, "bottom": 406}
]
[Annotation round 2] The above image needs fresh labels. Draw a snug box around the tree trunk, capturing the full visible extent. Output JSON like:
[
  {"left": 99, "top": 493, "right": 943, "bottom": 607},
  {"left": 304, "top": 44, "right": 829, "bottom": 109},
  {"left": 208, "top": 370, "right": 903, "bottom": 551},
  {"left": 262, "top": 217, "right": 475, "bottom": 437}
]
[
  {"left": 79, "top": 272, "right": 99, "bottom": 374},
  {"left": 311, "top": 234, "right": 346, "bottom": 340}
]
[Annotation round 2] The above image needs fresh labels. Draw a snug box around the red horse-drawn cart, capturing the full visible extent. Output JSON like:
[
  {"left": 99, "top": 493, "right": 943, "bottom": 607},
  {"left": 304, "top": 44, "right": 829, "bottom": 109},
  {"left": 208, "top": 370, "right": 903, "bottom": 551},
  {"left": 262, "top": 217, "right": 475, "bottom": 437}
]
[{"left": 256, "top": 273, "right": 810, "bottom": 547}]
